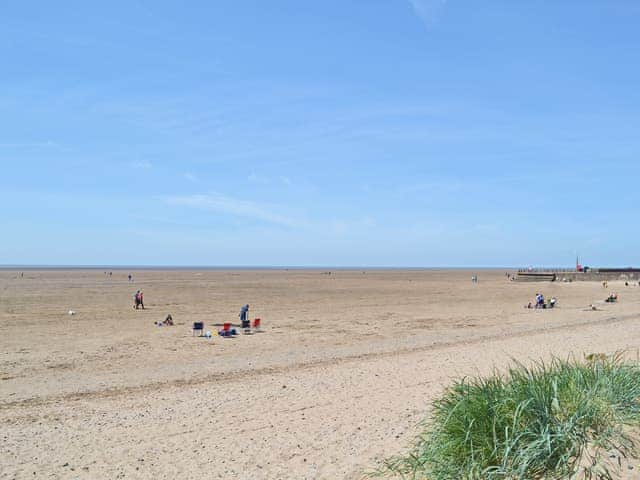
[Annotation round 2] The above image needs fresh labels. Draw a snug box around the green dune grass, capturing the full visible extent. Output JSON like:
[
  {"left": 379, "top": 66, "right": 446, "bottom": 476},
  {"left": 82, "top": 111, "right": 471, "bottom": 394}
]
[{"left": 377, "top": 354, "right": 640, "bottom": 479}]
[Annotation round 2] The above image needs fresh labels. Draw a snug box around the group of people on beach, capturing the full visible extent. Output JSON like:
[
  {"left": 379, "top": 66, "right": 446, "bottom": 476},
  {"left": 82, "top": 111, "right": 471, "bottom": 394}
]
[
  {"left": 127, "top": 283, "right": 254, "bottom": 334},
  {"left": 527, "top": 282, "right": 628, "bottom": 311},
  {"left": 526, "top": 292, "right": 556, "bottom": 309},
  {"left": 122, "top": 272, "right": 259, "bottom": 334},
  {"left": 133, "top": 290, "right": 144, "bottom": 309}
]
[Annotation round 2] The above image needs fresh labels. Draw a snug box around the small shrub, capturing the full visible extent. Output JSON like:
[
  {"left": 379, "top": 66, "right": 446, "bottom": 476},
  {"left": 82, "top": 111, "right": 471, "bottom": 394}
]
[{"left": 378, "top": 354, "right": 640, "bottom": 479}]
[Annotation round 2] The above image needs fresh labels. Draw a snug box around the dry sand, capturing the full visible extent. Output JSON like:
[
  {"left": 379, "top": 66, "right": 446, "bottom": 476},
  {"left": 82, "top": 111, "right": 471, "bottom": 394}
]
[{"left": 2, "top": 269, "right": 640, "bottom": 479}]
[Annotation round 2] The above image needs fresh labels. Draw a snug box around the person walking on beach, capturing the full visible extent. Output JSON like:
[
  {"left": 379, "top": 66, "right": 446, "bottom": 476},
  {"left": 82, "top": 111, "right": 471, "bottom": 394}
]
[
  {"left": 128, "top": 274, "right": 133, "bottom": 282},
  {"left": 133, "top": 290, "right": 141, "bottom": 309},
  {"left": 139, "top": 291, "right": 145, "bottom": 310}
]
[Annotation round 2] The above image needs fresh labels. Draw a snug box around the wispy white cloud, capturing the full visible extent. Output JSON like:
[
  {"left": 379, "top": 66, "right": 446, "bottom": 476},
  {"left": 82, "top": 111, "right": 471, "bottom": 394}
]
[
  {"left": 183, "top": 172, "right": 198, "bottom": 182},
  {"left": 165, "top": 193, "right": 377, "bottom": 234},
  {"left": 248, "top": 172, "right": 270, "bottom": 184},
  {"left": 130, "top": 160, "right": 152, "bottom": 169},
  {"left": 326, "top": 216, "right": 377, "bottom": 235},
  {"left": 165, "top": 193, "right": 298, "bottom": 227},
  {"left": 408, "top": 0, "right": 448, "bottom": 27},
  {"left": 248, "top": 172, "right": 293, "bottom": 186},
  {"left": 0, "top": 140, "right": 57, "bottom": 148}
]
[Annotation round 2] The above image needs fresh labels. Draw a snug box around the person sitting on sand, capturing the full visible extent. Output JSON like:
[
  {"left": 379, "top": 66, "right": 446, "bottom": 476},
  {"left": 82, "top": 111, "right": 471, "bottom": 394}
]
[
  {"left": 155, "top": 314, "right": 173, "bottom": 326},
  {"left": 548, "top": 297, "right": 557, "bottom": 308}
]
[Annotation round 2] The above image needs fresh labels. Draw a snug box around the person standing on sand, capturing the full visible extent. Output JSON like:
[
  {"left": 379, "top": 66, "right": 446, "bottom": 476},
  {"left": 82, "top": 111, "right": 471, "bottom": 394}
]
[
  {"left": 128, "top": 274, "right": 132, "bottom": 282},
  {"left": 239, "top": 304, "right": 249, "bottom": 326},
  {"left": 535, "top": 293, "right": 545, "bottom": 309},
  {"left": 133, "top": 290, "right": 140, "bottom": 309},
  {"left": 139, "top": 291, "right": 145, "bottom": 310}
]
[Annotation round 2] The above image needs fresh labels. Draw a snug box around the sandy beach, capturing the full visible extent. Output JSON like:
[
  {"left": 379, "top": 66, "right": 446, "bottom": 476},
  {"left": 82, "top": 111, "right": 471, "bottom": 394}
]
[{"left": 2, "top": 269, "right": 640, "bottom": 479}]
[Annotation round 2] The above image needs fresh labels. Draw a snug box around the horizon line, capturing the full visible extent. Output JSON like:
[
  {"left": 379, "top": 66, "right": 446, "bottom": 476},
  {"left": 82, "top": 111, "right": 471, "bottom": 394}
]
[{"left": 0, "top": 264, "right": 581, "bottom": 271}]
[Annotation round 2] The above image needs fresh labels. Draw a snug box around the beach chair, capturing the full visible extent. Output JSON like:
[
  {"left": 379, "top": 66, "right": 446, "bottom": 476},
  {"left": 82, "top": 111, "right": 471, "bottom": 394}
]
[
  {"left": 218, "top": 322, "right": 236, "bottom": 337},
  {"left": 192, "top": 322, "right": 204, "bottom": 336},
  {"left": 241, "top": 318, "right": 251, "bottom": 334},
  {"left": 252, "top": 318, "right": 262, "bottom": 332}
]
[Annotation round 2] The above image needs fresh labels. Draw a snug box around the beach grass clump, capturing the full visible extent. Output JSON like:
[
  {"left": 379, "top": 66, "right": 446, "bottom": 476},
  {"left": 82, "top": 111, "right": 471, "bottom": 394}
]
[{"left": 380, "top": 354, "right": 640, "bottom": 479}]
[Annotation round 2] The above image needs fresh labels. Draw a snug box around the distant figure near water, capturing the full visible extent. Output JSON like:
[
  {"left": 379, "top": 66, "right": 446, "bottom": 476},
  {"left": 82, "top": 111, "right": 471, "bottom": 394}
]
[{"left": 471, "top": 275, "right": 478, "bottom": 283}]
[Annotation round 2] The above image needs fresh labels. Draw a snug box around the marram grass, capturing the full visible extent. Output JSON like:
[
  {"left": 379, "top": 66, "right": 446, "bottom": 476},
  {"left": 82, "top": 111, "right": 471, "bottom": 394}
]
[{"left": 377, "top": 354, "right": 640, "bottom": 479}]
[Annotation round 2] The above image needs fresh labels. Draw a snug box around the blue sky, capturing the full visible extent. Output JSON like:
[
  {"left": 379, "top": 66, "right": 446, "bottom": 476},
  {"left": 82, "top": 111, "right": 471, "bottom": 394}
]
[{"left": 2, "top": 1, "right": 640, "bottom": 267}]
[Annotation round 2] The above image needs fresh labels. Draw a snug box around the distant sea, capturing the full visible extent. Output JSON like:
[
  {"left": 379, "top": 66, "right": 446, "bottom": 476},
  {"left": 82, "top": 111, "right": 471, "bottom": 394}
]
[{"left": 0, "top": 265, "right": 513, "bottom": 271}]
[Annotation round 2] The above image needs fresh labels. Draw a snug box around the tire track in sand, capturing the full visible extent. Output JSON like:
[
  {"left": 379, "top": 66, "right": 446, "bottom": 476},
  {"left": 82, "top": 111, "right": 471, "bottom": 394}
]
[{"left": 1, "top": 311, "right": 637, "bottom": 410}]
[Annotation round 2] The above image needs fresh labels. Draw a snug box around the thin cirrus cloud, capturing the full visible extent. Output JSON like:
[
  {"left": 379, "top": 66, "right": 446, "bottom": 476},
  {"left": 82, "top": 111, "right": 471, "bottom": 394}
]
[
  {"left": 408, "top": 0, "right": 448, "bottom": 26},
  {"left": 248, "top": 172, "right": 293, "bottom": 186},
  {"left": 165, "top": 193, "right": 381, "bottom": 236},
  {"left": 0, "top": 140, "right": 57, "bottom": 148},
  {"left": 183, "top": 172, "right": 198, "bottom": 182},
  {"left": 130, "top": 160, "right": 153, "bottom": 169},
  {"left": 165, "top": 193, "right": 299, "bottom": 228},
  {"left": 247, "top": 172, "right": 270, "bottom": 184}
]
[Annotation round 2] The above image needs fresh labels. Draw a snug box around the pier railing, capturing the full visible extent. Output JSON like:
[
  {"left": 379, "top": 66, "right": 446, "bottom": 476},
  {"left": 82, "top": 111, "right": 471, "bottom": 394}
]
[{"left": 517, "top": 268, "right": 579, "bottom": 273}]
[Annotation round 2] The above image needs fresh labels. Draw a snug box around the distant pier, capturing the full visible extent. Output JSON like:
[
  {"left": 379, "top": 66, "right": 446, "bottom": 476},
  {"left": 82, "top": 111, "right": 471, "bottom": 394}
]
[{"left": 516, "top": 268, "right": 640, "bottom": 282}]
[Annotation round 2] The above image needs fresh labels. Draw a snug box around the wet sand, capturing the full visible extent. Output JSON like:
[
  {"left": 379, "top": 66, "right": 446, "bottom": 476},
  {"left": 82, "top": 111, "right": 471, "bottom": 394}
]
[{"left": 2, "top": 269, "right": 640, "bottom": 479}]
